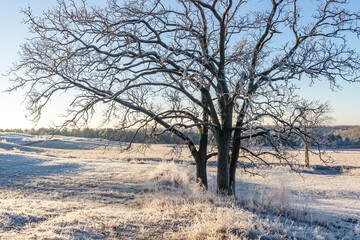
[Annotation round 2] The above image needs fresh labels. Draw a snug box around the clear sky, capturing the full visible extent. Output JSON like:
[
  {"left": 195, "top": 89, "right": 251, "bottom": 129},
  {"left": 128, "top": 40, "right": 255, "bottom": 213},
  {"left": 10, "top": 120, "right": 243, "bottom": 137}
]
[{"left": 0, "top": 0, "right": 360, "bottom": 129}]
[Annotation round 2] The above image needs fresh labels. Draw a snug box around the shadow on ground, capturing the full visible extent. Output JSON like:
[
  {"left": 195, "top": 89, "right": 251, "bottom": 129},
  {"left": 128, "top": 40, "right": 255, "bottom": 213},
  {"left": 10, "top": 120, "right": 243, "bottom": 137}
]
[
  {"left": 23, "top": 139, "right": 106, "bottom": 150},
  {"left": 0, "top": 152, "right": 139, "bottom": 205},
  {"left": 0, "top": 153, "right": 80, "bottom": 178}
]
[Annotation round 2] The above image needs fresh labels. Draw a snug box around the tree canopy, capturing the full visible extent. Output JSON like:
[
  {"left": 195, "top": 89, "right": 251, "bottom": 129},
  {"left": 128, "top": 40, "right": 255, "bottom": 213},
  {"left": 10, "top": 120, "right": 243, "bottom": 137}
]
[{"left": 7, "top": 0, "right": 360, "bottom": 194}]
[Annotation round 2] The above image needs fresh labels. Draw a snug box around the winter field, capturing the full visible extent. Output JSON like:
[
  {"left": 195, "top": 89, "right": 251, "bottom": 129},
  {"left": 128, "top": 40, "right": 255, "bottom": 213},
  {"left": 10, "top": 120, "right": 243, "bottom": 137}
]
[{"left": 0, "top": 133, "right": 359, "bottom": 239}]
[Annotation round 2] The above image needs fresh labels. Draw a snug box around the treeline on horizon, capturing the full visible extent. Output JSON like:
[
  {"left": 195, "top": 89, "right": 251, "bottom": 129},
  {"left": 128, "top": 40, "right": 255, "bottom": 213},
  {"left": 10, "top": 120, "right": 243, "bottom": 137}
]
[
  {"left": 0, "top": 127, "right": 198, "bottom": 145},
  {"left": 1, "top": 126, "right": 360, "bottom": 148}
]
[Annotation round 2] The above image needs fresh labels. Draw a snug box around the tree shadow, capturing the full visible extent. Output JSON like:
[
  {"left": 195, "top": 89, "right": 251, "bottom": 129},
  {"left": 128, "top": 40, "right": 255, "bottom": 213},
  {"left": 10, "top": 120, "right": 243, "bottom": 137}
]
[
  {"left": 0, "top": 152, "right": 141, "bottom": 205},
  {"left": 0, "top": 153, "right": 80, "bottom": 179},
  {"left": 0, "top": 152, "right": 140, "bottom": 237},
  {"left": 0, "top": 152, "right": 81, "bottom": 195},
  {"left": 0, "top": 141, "right": 43, "bottom": 153},
  {"left": 0, "top": 213, "right": 46, "bottom": 231},
  {"left": 23, "top": 139, "right": 106, "bottom": 150}
]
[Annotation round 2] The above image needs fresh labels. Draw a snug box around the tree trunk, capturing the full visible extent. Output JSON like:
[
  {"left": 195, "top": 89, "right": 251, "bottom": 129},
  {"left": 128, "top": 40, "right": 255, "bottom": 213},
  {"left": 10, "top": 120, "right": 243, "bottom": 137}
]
[
  {"left": 216, "top": 130, "right": 232, "bottom": 194},
  {"left": 196, "top": 125, "right": 209, "bottom": 189},
  {"left": 229, "top": 134, "right": 241, "bottom": 196},
  {"left": 195, "top": 90, "right": 209, "bottom": 189},
  {"left": 228, "top": 100, "right": 248, "bottom": 196},
  {"left": 304, "top": 137, "right": 310, "bottom": 168},
  {"left": 215, "top": 94, "right": 233, "bottom": 194},
  {"left": 196, "top": 155, "right": 208, "bottom": 188}
]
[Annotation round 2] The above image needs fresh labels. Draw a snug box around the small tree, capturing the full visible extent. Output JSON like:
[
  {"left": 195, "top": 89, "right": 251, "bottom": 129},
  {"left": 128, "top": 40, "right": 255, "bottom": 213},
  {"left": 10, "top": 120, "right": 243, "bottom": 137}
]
[
  {"left": 290, "top": 100, "right": 332, "bottom": 168},
  {"left": 7, "top": 0, "right": 360, "bottom": 194}
]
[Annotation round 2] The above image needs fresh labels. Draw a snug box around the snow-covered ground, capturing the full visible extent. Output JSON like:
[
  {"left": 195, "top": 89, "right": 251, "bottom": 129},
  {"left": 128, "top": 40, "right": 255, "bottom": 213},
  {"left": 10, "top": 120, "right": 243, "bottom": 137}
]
[{"left": 0, "top": 133, "right": 359, "bottom": 239}]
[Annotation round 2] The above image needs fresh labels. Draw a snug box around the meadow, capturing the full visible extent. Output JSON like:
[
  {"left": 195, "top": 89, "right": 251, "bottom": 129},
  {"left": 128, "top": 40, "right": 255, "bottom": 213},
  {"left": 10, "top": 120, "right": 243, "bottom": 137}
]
[{"left": 0, "top": 133, "right": 359, "bottom": 239}]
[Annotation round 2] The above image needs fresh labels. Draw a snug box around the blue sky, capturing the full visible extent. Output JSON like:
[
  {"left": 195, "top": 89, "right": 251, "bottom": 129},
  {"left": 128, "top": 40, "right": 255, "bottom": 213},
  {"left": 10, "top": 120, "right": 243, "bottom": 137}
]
[{"left": 0, "top": 0, "right": 360, "bottom": 129}]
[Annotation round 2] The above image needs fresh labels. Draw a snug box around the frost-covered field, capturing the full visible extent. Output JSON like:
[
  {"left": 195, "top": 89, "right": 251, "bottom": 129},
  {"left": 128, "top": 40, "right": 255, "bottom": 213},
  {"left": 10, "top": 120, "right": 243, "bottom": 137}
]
[{"left": 0, "top": 133, "right": 359, "bottom": 239}]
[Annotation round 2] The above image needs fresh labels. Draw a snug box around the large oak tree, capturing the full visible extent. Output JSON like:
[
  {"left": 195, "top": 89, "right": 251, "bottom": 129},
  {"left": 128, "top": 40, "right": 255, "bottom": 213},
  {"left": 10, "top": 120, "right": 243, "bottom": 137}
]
[{"left": 8, "top": 0, "right": 360, "bottom": 194}]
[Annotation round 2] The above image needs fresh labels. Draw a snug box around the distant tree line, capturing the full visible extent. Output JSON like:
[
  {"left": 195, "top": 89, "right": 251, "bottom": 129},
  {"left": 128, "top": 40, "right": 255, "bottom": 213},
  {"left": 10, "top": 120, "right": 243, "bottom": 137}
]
[
  {"left": 330, "top": 126, "right": 360, "bottom": 148},
  {"left": 0, "top": 127, "right": 200, "bottom": 145},
  {"left": 1, "top": 126, "right": 360, "bottom": 148}
]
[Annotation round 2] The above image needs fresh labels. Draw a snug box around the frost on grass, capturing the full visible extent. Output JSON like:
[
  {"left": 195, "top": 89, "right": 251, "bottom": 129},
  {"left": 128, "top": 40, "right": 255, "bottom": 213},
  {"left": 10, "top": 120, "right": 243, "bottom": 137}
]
[
  {"left": 1, "top": 133, "right": 360, "bottom": 239},
  {"left": 128, "top": 162, "right": 256, "bottom": 240},
  {"left": 0, "top": 157, "right": 254, "bottom": 239}
]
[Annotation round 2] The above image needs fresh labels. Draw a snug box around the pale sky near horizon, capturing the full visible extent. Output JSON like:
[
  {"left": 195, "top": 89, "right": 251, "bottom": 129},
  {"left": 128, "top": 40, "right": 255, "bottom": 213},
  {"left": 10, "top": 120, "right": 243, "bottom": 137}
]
[{"left": 0, "top": 0, "right": 360, "bottom": 129}]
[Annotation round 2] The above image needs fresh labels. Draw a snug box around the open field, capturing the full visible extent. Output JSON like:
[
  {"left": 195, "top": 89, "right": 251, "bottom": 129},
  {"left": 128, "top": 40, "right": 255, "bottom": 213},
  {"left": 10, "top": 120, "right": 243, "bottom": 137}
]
[{"left": 0, "top": 133, "right": 359, "bottom": 239}]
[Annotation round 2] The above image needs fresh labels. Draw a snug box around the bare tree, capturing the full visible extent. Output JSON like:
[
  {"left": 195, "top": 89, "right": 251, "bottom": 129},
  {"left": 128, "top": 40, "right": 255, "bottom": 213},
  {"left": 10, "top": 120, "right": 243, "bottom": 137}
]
[
  {"left": 290, "top": 100, "right": 332, "bottom": 168},
  {"left": 7, "top": 0, "right": 360, "bottom": 194}
]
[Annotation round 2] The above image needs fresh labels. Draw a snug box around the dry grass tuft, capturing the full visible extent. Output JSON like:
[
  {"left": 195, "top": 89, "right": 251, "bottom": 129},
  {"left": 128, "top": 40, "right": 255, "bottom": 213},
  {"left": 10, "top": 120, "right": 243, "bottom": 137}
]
[
  {"left": 243, "top": 183, "right": 291, "bottom": 216},
  {"left": 140, "top": 162, "right": 256, "bottom": 240}
]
